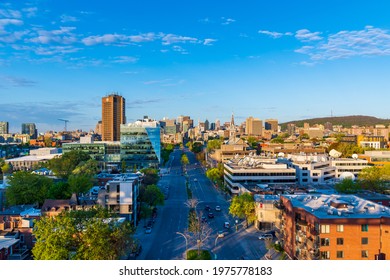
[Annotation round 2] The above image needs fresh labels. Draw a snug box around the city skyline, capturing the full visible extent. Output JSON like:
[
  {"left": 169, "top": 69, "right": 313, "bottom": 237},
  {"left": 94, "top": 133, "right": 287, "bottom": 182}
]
[{"left": 1, "top": 1, "right": 390, "bottom": 132}]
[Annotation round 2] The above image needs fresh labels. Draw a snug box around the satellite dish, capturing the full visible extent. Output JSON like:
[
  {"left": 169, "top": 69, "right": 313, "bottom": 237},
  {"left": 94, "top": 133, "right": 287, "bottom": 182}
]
[
  {"left": 352, "top": 154, "right": 358, "bottom": 160},
  {"left": 277, "top": 152, "right": 285, "bottom": 158},
  {"left": 329, "top": 149, "right": 342, "bottom": 158}
]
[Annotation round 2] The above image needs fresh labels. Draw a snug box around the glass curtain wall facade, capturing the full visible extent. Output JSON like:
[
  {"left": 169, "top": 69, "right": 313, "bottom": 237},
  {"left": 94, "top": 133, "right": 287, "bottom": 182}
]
[{"left": 120, "top": 122, "right": 161, "bottom": 169}]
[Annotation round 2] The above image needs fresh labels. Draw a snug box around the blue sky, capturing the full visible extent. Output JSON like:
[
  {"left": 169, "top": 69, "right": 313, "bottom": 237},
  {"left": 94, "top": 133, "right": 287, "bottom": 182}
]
[{"left": 1, "top": 0, "right": 390, "bottom": 133}]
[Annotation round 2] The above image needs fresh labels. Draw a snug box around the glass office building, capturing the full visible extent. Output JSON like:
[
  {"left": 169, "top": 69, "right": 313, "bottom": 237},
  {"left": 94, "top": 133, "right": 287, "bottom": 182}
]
[{"left": 120, "top": 118, "right": 161, "bottom": 169}]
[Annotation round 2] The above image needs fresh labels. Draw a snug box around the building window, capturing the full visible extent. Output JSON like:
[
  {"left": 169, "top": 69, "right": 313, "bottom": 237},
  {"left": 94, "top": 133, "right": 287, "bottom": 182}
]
[
  {"left": 336, "top": 224, "right": 344, "bottom": 232},
  {"left": 336, "top": 251, "right": 344, "bottom": 259},
  {"left": 320, "top": 238, "right": 330, "bottom": 246},
  {"left": 337, "top": 238, "right": 344, "bottom": 245},
  {"left": 320, "top": 224, "right": 330, "bottom": 234},
  {"left": 320, "top": 251, "right": 330, "bottom": 260},
  {"left": 362, "top": 237, "right": 368, "bottom": 245},
  {"left": 361, "top": 250, "right": 368, "bottom": 258},
  {"left": 116, "top": 195, "right": 120, "bottom": 203},
  {"left": 361, "top": 224, "right": 368, "bottom": 232},
  {"left": 116, "top": 185, "right": 120, "bottom": 193}
]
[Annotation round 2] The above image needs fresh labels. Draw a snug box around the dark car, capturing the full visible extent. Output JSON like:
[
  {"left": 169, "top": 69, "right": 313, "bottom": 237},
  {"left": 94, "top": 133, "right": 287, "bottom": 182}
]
[
  {"left": 208, "top": 212, "right": 214, "bottom": 219},
  {"left": 205, "top": 205, "right": 211, "bottom": 212}
]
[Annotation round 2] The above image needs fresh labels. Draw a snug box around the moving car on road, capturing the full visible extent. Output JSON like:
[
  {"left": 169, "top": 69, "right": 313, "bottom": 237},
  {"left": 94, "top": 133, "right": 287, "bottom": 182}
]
[
  {"left": 258, "top": 234, "right": 273, "bottom": 240},
  {"left": 224, "top": 222, "right": 230, "bottom": 229},
  {"left": 215, "top": 205, "right": 221, "bottom": 211}
]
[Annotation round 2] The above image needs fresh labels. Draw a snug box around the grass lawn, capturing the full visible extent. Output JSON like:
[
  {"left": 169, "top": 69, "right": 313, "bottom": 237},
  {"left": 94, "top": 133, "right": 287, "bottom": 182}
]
[{"left": 186, "top": 249, "right": 212, "bottom": 260}]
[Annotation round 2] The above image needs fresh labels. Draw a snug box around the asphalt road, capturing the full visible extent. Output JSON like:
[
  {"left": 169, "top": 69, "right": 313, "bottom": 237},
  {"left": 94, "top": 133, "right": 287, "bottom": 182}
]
[{"left": 134, "top": 148, "right": 268, "bottom": 260}]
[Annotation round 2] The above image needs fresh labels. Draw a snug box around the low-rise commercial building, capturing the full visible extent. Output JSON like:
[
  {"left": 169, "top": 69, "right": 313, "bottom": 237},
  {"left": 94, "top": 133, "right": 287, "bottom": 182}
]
[{"left": 224, "top": 155, "right": 296, "bottom": 195}]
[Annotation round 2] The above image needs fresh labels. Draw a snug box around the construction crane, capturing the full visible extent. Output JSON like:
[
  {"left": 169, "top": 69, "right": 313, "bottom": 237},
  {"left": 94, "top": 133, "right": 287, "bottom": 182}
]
[{"left": 58, "top": 119, "right": 69, "bottom": 131}]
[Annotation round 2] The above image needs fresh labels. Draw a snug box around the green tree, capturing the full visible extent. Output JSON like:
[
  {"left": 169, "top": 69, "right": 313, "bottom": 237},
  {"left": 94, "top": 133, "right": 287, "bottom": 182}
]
[
  {"left": 47, "top": 181, "right": 70, "bottom": 199},
  {"left": 72, "top": 159, "right": 99, "bottom": 176},
  {"left": 141, "top": 184, "right": 164, "bottom": 208},
  {"left": 246, "top": 136, "right": 259, "bottom": 149},
  {"left": 5, "top": 171, "right": 53, "bottom": 206},
  {"left": 47, "top": 150, "right": 92, "bottom": 179},
  {"left": 206, "top": 139, "right": 223, "bottom": 152},
  {"left": 181, "top": 154, "right": 189, "bottom": 167},
  {"left": 191, "top": 142, "right": 203, "bottom": 153},
  {"left": 334, "top": 178, "right": 361, "bottom": 194},
  {"left": 358, "top": 166, "right": 387, "bottom": 193},
  {"left": 32, "top": 207, "right": 134, "bottom": 260},
  {"left": 141, "top": 168, "right": 159, "bottom": 185},
  {"left": 1, "top": 162, "right": 12, "bottom": 174},
  {"left": 67, "top": 174, "right": 94, "bottom": 196},
  {"left": 229, "top": 193, "right": 256, "bottom": 228}
]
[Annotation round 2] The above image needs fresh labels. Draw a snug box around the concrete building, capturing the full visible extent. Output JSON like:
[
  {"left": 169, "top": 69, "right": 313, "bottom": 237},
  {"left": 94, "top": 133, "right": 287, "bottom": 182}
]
[
  {"left": 102, "top": 94, "right": 126, "bottom": 141},
  {"left": 330, "top": 158, "right": 369, "bottom": 179},
  {"left": 280, "top": 154, "right": 336, "bottom": 186},
  {"left": 21, "top": 123, "right": 37, "bottom": 139},
  {"left": 97, "top": 175, "right": 139, "bottom": 225},
  {"left": 5, "top": 148, "right": 62, "bottom": 171},
  {"left": 245, "top": 116, "right": 262, "bottom": 136},
  {"left": 359, "top": 150, "right": 390, "bottom": 167},
  {"left": 224, "top": 155, "right": 296, "bottom": 195},
  {"left": 280, "top": 194, "right": 390, "bottom": 260},
  {"left": 0, "top": 122, "right": 9, "bottom": 134},
  {"left": 265, "top": 119, "right": 278, "bottom": 133},
  {"left": 120, "top": 117, "right": 161, "bottom": 169},
  {"left": 254, "top": 194, "right": 282, "bottom": 231},
  {"left": 358, "top": 135, "right": 387, "bottom": 149}
]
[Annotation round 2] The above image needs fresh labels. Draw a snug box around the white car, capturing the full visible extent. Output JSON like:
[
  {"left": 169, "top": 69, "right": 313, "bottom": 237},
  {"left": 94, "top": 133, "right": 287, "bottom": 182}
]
[
  {"left": 215, "top": 206, "right": 221, "bottom": 211},
  {"left": 258, "top": 234, "right": 273, "bottom": 240},
  {"left": 217, "top": 231, "right": 225, "bottom": 238}
]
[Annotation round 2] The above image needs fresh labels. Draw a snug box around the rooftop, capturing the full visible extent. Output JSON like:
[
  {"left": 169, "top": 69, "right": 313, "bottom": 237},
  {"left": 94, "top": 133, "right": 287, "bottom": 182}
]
[{"left": 283, "top": 194, "right": 390, "bottom": 219}]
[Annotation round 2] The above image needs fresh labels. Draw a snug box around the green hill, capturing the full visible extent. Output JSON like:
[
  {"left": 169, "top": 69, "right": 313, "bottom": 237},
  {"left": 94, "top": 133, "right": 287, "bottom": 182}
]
[{"left": 281, "top": 115, "right": 390, "bottom": 129}]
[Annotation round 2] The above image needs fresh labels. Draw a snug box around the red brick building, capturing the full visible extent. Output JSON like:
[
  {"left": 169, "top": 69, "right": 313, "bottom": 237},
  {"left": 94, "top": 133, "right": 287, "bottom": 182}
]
[{"left": 280, "top": 194, "right": 390, "bottom": 260}]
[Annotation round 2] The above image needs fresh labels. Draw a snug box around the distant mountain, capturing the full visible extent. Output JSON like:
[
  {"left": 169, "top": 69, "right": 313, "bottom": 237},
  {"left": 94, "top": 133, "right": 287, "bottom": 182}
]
[{"left": 281, "top": 115, "right": 390, "bottom": 129}]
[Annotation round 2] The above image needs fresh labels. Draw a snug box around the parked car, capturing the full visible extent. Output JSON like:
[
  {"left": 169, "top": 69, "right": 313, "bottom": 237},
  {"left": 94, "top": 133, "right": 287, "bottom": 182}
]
[
  {"left": 145, "top": 227, "right": 152, "bottom": 234},
  {"left": 215, "top": 205, "right": 221, "bottom": 211},
  {"left": 205, "top": 205, "right": 211, "bottom": 212},
  {"left": 208, "top": 212, "right": 214, "bottom": 219},
  {"left": 217, "top": 230, "right": 226, "bottom": 238},
  {"left": 224, "top": 222, "right": 230, "bottom": 229},
  {"left": 193, "top": 178, "right": 198, "bottom": 182},
  {"left": 258, "top": 234, "right": 273, "bottom": 240}
]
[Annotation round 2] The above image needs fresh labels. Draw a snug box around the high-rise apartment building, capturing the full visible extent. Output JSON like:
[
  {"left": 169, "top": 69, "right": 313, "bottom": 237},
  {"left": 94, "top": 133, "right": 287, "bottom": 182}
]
[
  {"left": 245, "top": 116, "right": 262, "bottom": 136},
  {"left": 265, "top": 119, "right": 278, "bottom": 133},
  {"left": 102, "top": 94, "right": 126, "bottom": 141},
  {"left": 21, "top": 123, "right": 37, "bottom": 139},
  {"left": 0, "top": 122, "right": 9, "bottom": 134}
]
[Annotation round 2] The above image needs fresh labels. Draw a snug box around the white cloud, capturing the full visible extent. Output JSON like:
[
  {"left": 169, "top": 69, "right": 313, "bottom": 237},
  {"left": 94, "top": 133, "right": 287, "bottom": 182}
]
[
  {"left": 111, "top": 56, "right": 138, "bottom": 63},
  {"left": 22, "top": 7, "right": 38, "bottom": 18},
  {"left": 0, "top": 30, "right": 28, "bottom": 43},
  {"left": 0, "top": 8, "right": 22, "bottom": 19},
  {"left": 28, "top": 26, "right": 78, "bottom": 44},
  {"left": 296, "top": 26, "right": 390, "bottom": 61},
  {"left": 129, "top": 32, "right": 157, "bottom": 43},
  {"left": 221, "top": 17, "right": 236, "bottom": 25},
  {"left": 161, "top": 34, "right": 199, "bottom": 45},
  {"left": 258, "top": 30, "right": 292, "bottom": 39},
  {"left": 33, "top": 45, "right": 81, "bottom": 56},
  {"left": 60, "top": 14, "right": 78, "bottom": 23},
  {"left": 172, "top": 45, "right": 188, "bottom": 54},
  {"left": 203, "top": 38, "right": 217, "bottom": 46},
  {"left": 82, "top": 33, "right": 126, "bottom": 46},
  {"left": 295, "top": 29, "right": 322, "bottom": 42}
]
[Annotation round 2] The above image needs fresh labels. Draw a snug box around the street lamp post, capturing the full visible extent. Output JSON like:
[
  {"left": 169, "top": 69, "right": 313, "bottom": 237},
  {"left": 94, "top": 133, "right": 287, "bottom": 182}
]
[
  {"left": 214, "top": 236, "right": 220, "bottom": 260},
  {"left": 235, "top": 220, "right": 238, "bottom": 232},
  {"left": 176, "top": 232, "right": 188, "bottom": 259}
]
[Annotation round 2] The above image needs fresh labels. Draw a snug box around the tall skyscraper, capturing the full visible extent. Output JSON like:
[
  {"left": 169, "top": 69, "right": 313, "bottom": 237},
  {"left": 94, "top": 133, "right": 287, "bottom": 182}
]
[
  {"left": 0, "top": 121, "right": 9, "bottom": 134},
  {"left": 21, "top": 123, "right": 37, "bottom": 139},
  {"left": 265, "top": 119, "right": 279, "bottom": 133},
  {"left": 245, "top": 116, "right": 262, "bottom": 136},
  {"left": 102, "top": 94, "right": 126, "bottom": 141}
]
